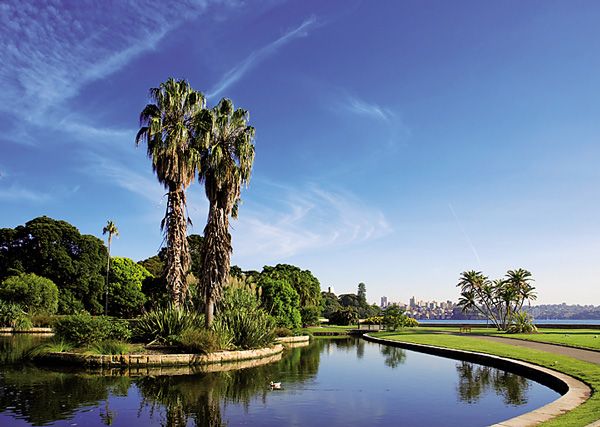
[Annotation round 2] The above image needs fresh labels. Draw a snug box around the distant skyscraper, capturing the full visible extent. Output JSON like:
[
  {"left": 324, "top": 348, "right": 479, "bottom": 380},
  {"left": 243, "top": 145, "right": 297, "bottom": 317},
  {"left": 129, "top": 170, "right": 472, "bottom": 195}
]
[
  {"left": 409, "top": 296, "right": 416, "bottom": 308},
  {"left": 381, "top": 296, "right": 388, "bottom": 308}
]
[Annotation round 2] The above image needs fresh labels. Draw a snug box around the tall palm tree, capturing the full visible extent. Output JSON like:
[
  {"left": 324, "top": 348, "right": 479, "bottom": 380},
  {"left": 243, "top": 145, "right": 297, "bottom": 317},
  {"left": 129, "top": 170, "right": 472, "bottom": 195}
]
[
  {"left": 102, "top": 220, "right": 119, "bottom": 315},
  {"left": 196, "top": 98, "right": 255, "bottom": 326},
  {"left": 136, "top": 78, "right": 205, "bottom": 307}
]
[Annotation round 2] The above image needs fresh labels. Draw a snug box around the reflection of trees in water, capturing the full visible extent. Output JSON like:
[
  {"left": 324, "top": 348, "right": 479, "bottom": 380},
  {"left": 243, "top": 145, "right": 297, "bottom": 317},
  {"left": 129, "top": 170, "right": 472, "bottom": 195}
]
[
  {"left": 0, "top": 366, "right": 131, "bottom": 425},
  {"left": 0, "top": 339, "right": 324, "bottom": 427},
  {"left": 356, "top": 339, "right": 365, "bottom": 359},
  {"left": 0, "top": 335, "right": 48, "bottom": 364},
  {"left": 379, "top": 345, "right": 406, "bottom": 368},
  {"left": 136, "top": 342, "right": 322, "bottom": 426},
  {"left": 319, "top": 337, "right": 357, "bottom": 355},
  {"left": 456, "top": 361, "right": 529, "bottom": 406}
]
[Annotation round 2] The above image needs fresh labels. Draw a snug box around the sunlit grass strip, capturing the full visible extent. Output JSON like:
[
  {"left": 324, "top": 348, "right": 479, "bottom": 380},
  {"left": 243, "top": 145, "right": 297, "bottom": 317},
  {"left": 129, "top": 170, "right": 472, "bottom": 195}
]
[
  {"left": 414, "top": 326, "right": 600, "bottom": 351},
  {"left": 373, "top": 331, "right": 600, "bottom": 426}
]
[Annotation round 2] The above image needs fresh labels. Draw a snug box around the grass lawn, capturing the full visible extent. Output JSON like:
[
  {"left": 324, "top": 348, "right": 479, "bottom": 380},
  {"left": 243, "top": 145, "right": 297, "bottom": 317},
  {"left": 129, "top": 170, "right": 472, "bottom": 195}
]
[
  {"left": 303, "top": 325, "right": 355, "bottom": 334},
  {"left": 372, "top": 330, "right": 600, "bottom": 426},
  {"left": 414, "top": 326, "right": 600, "bottom": 351}
]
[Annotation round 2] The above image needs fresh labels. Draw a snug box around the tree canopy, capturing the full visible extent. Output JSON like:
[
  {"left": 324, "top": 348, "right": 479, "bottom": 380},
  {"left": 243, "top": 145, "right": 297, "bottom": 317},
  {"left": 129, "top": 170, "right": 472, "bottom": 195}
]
[{"left": 0, "top": 216, "right": 107, "bottom": 314}]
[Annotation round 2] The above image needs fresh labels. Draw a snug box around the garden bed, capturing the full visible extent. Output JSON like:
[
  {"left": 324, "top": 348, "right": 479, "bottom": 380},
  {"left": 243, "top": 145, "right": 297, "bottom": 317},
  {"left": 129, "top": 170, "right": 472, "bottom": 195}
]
[{"left": 37, "top": 343, "right": 285, "bottom": 367}]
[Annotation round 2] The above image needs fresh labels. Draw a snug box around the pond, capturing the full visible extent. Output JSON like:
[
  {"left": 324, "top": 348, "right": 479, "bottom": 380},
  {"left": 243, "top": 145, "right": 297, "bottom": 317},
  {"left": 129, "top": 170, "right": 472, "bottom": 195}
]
[{"left": 0, "top": 335, "right": 560, "bottom": 426}]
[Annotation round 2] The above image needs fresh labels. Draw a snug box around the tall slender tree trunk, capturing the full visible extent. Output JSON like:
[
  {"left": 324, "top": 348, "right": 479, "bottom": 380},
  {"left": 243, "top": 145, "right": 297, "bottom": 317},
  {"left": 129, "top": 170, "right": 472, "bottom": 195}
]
[
  {"left": 105, "top": 236, "right": 111, "bottom": 315},
  {"left": 165, "top": 187, "right": 191, "bottom": 307},
  {"left": 201, "top": 202, "right": 231, "bottom": 327}
]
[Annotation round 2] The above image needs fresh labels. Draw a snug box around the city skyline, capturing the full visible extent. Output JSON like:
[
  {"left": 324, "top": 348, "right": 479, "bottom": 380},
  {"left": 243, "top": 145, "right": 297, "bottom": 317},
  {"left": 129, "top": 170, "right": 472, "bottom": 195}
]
[{"left": 2, "top": 1, "right": 600, "bottom": 305}]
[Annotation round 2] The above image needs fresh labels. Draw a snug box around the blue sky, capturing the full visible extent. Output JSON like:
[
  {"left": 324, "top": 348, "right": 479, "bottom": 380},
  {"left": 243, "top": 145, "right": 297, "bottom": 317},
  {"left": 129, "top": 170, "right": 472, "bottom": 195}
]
[{"left": 1, "top": 0, "right": 600, "bottom": 305}]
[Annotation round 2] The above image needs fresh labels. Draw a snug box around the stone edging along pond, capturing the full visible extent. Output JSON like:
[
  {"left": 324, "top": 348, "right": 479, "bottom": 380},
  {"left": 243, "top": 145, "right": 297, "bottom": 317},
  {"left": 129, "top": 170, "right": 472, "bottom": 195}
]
[
  {"left": 363, "top": 334, "right": 592, "bottom": 427},
  {"left": 36, "top": 336, "right": 312, "bottom": 369},
  {"left": 39, "top": 344, "right": 286, "bottom": 368}
]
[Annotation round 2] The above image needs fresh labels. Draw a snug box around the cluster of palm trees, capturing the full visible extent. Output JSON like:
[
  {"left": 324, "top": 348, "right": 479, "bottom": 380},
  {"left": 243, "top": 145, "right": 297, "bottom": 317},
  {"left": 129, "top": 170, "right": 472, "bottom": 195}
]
[
  {"left": 457, "top": 268, "right": 537, "bottom": 331},
  {"left": 135, "top": 78, "right": 255, "bottom": 326}
]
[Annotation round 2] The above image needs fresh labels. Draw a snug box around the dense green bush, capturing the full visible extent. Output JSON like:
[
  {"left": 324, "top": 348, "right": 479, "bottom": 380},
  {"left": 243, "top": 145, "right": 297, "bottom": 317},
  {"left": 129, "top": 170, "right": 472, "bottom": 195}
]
[
  {"left": 507, "top": 312, "right": 537, "bottom": 334},
  {"left": 87, "top": 341, "right": 130, "bottom": 355},
  {"left": 0, "top": 300, "right": 31, "bottom": 329},
  {"left": 177, "top": 328, "right": 224, "bottom": 354},
  {"left": 383, "top": 304, "right": 407, "bottom": 331},
  {"left": 259, "top": 277, "right": 301, "bottom": 329},
  {"left": 107, "top": 257, "right": 149, "bottom": 317},
  {"left": 215, "top": 286, "right": 275, "bottom": 349},
  {"left": 133, "top": 306, "right": 203, "bottom": 345},
  {"left": 300, "top": 305, "right": 320, "bottom": 327},
  {"left": 0, "top": 273, "right": 59, "bottom": 315},
  {"left": 328, "top": 307, "right": 358, "bottom": 326},
  {"left": 54, "top": 314, "right": 131, "bottom": 346},
  {"left": 274, "top": 327, "right": 293, "bottom": 337},
  {"left": 404, "top": 317, "right": 419, "bottom": 327}
]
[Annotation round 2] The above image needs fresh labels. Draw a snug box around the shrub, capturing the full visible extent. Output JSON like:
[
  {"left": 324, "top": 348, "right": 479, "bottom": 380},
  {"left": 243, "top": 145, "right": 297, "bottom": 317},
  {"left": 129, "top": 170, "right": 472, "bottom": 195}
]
[
  {"left": 0, "top": 300, "right": 32, "bottom": 329},
  {"left": 54, "top": 314, "right": 131, "bottom": 346},
  {"left": 26, "top": 339, "right": 75, "bottom": 358},
  {"left": 362, "top": 316, "right": 384, "bottom": 325},
  {"left": 177, "top": 328, "right": 223, "bottom": 354},
  {"left": 87, "top": 340, "right": 130, "bottom": 355},
  {"left": 107, "top": 257, "right": 149, "bottom": 317},
  {"left": 133, "top": 306, "right": 203, "bottom": 345},
  {"left": 403, "top": 317, "right": 419, "bottom": 328},
  {"left": 507, "top": 312, "right": 537, "bottom": 334},
  {"left": 259, "top": 277, "right": 302, "bottom": 329},
  {"left": 274, "top": 327, "right": 293, "bottom": 337},
  {"left": 30, "top": 314, "right": 60, "bottom": 327},
  {"left": 300, "top": 305, "right": 321, "bottom": 327},
  {"left": 0, "top": 273, "right": 59, "bottom": 315},
  {"left": 215, "top": 286, "right": 275, "bottom": 349},
  {"left": 328, "top": 307, "right": 358, "bottom": 326}
]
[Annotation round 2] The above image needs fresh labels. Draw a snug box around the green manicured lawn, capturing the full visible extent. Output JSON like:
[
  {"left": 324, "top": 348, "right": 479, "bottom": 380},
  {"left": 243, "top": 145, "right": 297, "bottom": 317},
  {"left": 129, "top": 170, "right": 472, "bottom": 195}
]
[
  {"left": 303, "top": 325, "right": 354, "bottom": 334},
  {"left": 413, "top": 326, "right": 600, "bottom": 351},
  {"left": 372, "top": 330, "right": 600, "bottom": 426}
]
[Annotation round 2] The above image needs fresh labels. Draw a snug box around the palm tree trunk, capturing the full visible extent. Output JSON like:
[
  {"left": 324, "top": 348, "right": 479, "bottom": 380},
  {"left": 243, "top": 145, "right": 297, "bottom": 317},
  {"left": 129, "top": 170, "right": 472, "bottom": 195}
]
[
  {"left": 165, "top": 188, "right": 191, "bottom": 307},
  {"left": 201, "top": 203, "right": 231, "bottom": 327},
  {"left": 105, "top": 236, "right": 111, "bottom": 315}
]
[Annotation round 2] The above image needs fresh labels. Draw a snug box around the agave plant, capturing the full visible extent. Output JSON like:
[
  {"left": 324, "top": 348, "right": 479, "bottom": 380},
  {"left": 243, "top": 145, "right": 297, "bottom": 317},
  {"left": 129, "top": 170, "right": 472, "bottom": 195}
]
[{"left": 133, "top": 306, "right": 204, "bottom": 345}]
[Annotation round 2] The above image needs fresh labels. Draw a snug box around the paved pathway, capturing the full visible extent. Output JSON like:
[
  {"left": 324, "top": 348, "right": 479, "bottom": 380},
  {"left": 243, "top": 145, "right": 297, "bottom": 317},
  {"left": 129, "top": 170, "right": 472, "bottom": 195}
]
[{"left": 471, "top": 335, "right": 600, "bottom": 365}]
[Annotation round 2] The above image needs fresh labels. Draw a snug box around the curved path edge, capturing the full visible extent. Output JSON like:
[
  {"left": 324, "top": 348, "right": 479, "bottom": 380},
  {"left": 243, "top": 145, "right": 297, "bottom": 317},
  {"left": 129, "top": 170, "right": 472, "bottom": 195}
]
[{"left": 363, "top": 334, "right": 592, "bottom": 427}]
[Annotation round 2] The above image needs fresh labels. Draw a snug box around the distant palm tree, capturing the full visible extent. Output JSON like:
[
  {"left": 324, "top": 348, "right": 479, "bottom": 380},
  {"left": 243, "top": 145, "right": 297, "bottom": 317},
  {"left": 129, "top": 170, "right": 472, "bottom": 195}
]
[
  {"left": 102, "top": 220, "right": 119, "bottom": 315},
  {"left": 136, "top": 78, "right": 205, "bottom": 307},
  {"left": 505, "top": 268, "right": 537, "bottom": 311},
  {"left": 196, "top": 98, "right": 255, "bottom": 326}
]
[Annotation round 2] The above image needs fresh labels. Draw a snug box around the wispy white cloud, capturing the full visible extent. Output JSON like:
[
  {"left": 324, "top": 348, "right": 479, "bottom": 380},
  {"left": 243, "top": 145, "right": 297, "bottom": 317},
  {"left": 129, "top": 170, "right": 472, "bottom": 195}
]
[
  {"left": 0, "top": 184, "right": 51, "bottom": 203},
  {"left": 207, "top": 15, "right": 318, "bottom": 99},
  {"left": 0, "top": 0, "right": 218, "bottom": 117},
  {"left": 448, "top": 203, "right": 482, "bottom": 268},
  {"left": 344, "top": 95, "right": 395, "bottom": 122},
  {"left": 232, "top": 183, "right": 391, "bottom": 261}
]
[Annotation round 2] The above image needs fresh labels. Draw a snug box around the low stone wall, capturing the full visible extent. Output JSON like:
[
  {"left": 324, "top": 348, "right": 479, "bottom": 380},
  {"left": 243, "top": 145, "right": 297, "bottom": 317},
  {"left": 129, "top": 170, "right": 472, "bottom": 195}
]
[
  {"left": 363, "top": 334, "right": 592, "bottom": 427},
  {"left": 39, "top": 344, "right": 285, "bottom": 368},
  {"left": 275, "top": 335, "right": 310, "bottom": 344},
  {"left": 0, "top": 327, "right": 53, "bottom": 334}
]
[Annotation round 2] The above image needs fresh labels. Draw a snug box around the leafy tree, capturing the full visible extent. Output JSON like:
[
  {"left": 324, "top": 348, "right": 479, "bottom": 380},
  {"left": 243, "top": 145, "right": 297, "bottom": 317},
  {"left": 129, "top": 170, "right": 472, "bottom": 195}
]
[
  {"left": 456, "top": 269, "right": 537, "bottom": 331},
  {"left": 108, "top": 257, "right": 150, "bottom": 317},
  {"left": 321, "top": 291, "right": 341, "bottom": 319},
  {"left": 0, "top": 216, "right": 107, "bottom": 314},
  {"left": 357, "top": 282, "right": 366, "bottom": 305},
  {"left": 328, "top": 306, "right": 358, "bottom": 326},
  {"left": 258, "top": 277, "right": 301, "bottom": 329},
  {"left": 383, "top": 304, "right": 407, "bottom": 331},
  {"left": 0, "top": 273, "right": 58, "bottom": 315},
  {"left": 136, "top": 78, "right": 205, "bottom": 307},
  {"left": 197, "top": 98, "right": 255, "bottom": 326},
  {"left": 138, "top": 255, "right": 163, "bottom": 277},
  {"left": 260, "top": 264, "right": 322, "bottom": 324},
  {"left": 339, "top": 293, "right": 361, "bottom": 309},
  {"left": 102, "top": 220, "right": 119, "bottom": 315}
]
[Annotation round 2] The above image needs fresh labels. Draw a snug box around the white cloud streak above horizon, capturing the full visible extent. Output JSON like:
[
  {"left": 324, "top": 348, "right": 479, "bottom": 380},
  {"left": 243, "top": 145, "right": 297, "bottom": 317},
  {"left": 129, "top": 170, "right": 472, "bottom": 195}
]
[
  {"left": 207, "top": 15, "right": 318, "bottom": 99},
  {"left": 231, "top": 183, "right": 391, "bottom": 263}
]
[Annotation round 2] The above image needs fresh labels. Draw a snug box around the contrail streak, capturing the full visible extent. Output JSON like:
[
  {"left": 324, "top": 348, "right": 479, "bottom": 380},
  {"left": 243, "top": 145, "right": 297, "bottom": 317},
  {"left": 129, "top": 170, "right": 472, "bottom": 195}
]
[{"left": 448, "top": 203, "right": 482, "bottom": 269}]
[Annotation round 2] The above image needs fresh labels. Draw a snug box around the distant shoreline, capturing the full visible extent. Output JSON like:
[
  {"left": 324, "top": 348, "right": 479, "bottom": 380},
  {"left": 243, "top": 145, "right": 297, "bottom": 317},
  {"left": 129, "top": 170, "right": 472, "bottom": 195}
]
[{"left": 418, "top": 319, "right": 600, "bottom": 325}]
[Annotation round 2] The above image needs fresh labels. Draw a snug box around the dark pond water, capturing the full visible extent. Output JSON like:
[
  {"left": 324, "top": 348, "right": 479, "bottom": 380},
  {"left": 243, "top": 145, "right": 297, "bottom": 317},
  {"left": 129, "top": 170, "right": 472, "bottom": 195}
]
[{"left": 0, "top": 335, "right": 560, "bottom": 427}]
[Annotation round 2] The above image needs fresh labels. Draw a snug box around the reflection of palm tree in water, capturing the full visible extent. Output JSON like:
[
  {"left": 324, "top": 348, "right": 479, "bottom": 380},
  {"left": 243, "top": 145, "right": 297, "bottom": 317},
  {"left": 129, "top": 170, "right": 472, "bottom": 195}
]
[
  {"left": 380, "top": 345, "right": 407, "bottom": 368},
  {"left": 99, "top": 400, "right": 115, "bottom": 426},
  {"left": 455, "top": 361, "right": 529, "bottom": 405},
  {"left": 136, "top": 342, "right": 323, "bottom": 426}
]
